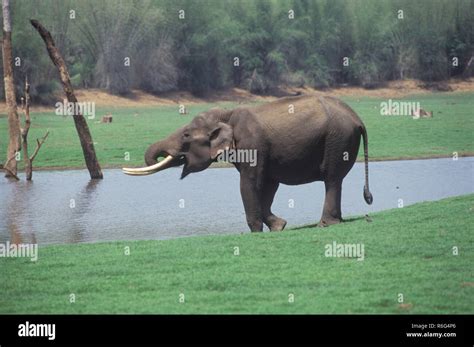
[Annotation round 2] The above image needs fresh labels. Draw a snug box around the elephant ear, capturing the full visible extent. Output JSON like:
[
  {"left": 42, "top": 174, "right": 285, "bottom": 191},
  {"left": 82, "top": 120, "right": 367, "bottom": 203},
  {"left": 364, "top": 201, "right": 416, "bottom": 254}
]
[{"left": 209, "top": 122, "right": 233, "bottom": 159}]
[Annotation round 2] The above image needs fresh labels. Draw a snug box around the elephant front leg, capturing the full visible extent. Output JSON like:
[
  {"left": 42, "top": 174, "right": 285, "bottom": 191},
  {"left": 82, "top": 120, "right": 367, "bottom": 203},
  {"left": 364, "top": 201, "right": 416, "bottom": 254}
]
[
  {"left": 240, "top": 175, "right": 263, "bottom": 232},
  {"left": 262, "top": 180, "right": 287, "bottom": 231},
  {"left": 319, "top": 180, "right": 343, "bottom": 227}
]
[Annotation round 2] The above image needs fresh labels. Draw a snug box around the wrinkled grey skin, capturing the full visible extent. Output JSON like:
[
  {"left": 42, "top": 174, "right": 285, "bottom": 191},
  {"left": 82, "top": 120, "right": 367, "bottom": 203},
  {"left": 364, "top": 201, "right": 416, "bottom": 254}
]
[{"left": 141, "top": 95, "right": 373, "bottom": 231}]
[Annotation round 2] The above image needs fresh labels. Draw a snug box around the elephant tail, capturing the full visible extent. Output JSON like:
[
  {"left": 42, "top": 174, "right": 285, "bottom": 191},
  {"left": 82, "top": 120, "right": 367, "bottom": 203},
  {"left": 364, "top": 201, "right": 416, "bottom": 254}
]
[{"left": 360, "top": 125, "right": 373, "bottom": 205}]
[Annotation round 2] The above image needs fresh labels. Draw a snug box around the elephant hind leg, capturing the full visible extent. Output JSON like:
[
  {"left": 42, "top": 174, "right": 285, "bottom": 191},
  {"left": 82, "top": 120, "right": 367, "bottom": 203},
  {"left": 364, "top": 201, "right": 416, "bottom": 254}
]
[
  {"left": 262, "top": 180, "right": 287, "bottom": 231},
  {"left": 319, "top": 180, "right": 343, "bottom": 227}
]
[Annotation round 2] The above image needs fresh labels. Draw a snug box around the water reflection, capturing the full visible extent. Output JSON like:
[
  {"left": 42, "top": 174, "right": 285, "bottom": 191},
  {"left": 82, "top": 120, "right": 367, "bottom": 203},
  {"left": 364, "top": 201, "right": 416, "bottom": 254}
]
[
  {"left": 67, "top": 179, "right": 101, "bottom": 243},
  {"left": 0, "top": 157, "right": 473, "bottom": 245},
  {"left": 7, "top": 181, "right": 36, "bottom": 245}
]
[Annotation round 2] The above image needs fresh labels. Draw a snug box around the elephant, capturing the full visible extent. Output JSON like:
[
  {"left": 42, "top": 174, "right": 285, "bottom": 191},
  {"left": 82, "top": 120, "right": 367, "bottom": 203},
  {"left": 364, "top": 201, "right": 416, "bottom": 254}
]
[{"left": 123, "top": 95, "right": 373, "bottom": 232}]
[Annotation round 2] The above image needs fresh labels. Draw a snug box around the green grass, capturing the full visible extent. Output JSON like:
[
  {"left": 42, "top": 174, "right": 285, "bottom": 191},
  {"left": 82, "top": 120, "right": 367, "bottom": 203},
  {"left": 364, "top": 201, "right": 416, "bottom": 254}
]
[
  {"left": 1, "top": 194, "right": 472, "bottom": 314},
  {"left": 0, "top": 92, "right": 473, "bottom": 169},
  {"left": 344, "top": 92, "right": 474, "bottom": 160},
  {"left": 0, "top": 102, "right": 242, "bottom": 169}
]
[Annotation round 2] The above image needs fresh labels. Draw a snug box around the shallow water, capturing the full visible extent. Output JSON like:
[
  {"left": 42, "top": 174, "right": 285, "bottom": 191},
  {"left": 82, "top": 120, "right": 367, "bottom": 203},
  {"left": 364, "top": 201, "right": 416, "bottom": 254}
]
[{"left": 0, "top": 157, "right": 473, "bottom": 245}]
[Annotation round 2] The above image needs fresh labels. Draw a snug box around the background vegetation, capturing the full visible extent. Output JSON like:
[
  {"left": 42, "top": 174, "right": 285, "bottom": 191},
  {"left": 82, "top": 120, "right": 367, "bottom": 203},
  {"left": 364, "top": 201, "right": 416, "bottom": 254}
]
[{"left": 2, "top": 0, "right": 473, "bottom": 103}]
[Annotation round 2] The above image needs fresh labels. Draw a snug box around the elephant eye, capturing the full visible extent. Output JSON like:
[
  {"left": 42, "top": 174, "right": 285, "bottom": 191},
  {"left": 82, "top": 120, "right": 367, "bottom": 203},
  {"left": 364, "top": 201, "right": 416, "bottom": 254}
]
[{"left": 183, "top": 132, "right": 190, "bottom": 138}]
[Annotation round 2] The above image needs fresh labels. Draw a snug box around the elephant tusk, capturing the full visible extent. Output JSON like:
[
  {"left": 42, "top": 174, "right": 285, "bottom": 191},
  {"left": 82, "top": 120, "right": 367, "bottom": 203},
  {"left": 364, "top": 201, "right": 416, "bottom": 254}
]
[{"left": 122, "top": 155, "right": 175, "bottom": 176}]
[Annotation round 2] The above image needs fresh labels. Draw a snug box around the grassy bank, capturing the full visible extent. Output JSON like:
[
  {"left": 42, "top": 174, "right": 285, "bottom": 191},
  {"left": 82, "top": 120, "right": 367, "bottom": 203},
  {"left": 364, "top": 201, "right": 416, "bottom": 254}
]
[
  {"left": 1, "top": 92, "right": 473, "bottom": 169},
  {"left": 1, "top": 194, "right": 472, "bottom": 314},
  {"left": 346, "top": 92, "right": 474, "bottom": 161}
]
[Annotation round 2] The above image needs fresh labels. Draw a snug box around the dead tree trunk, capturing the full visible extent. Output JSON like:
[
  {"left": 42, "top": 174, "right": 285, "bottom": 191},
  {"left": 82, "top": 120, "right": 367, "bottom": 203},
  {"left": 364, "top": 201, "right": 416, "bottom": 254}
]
[
  {"left": 30, "top": 19, "right": 103, "bottom": 179},
  {"left": 20, "top": 77, "right": 49, "bottom": 180},
  {"left": 2, "top": 0, "right": 21, "bottom": 178},
  {"left": 20, "top": 78, "right": 31, "bottom": 179}
]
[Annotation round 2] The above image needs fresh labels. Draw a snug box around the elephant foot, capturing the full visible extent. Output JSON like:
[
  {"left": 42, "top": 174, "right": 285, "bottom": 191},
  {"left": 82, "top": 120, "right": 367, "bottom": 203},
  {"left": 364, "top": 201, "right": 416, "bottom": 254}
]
[
  {"left": 317, "top": 217, "right": 342, "bottom": 228},
  {"left": 265, "top": 215, "right": 287, "bottom": 231},
  {"left": 248, "top": 220, "right": 263, "bottom": 232}
]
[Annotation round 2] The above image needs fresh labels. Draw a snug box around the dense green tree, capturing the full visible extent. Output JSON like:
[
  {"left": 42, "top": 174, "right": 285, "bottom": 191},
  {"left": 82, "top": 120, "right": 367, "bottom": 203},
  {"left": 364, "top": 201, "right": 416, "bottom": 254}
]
[{"left": 0, "top": 0, "right": 472, "bottom": 100}]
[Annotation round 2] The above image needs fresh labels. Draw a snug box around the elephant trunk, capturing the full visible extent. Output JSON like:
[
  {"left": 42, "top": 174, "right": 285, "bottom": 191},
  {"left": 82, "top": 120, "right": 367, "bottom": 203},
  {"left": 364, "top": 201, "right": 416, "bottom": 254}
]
[
  {"left": 123, "top": 130, "right": 184, "bottom": 176},
  {"left": 145, "top": 141, "right": 166, "bottom": 166}
]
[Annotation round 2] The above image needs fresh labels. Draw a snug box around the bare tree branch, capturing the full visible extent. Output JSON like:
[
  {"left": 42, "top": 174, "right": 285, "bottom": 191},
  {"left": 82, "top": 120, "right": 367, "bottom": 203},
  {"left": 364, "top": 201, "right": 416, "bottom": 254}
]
[
  {"left": 30, "top": 131, "right": 50, "bottom": 162},
  {"left": 2, "top": 155, "right": 19, "bottom": 180}
]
